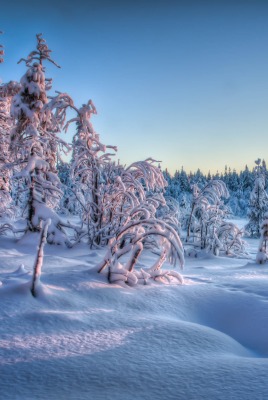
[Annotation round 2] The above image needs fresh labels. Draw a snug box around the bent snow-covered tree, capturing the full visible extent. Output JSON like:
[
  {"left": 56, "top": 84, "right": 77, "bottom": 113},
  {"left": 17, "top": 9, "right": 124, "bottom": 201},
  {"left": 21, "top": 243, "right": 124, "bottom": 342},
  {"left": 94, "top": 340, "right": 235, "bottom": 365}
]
[
  {"left": 97, "top": 159, "right": 185, "bottom": 286},
  {"left": 9, "top": 34, "right": 78, "bottom": 245},
  {"left": 98, "top": 217, "right": 184, "bottom": 286},
  {"left": 216, "top": 221, "right": 248, "bottom": 258}
]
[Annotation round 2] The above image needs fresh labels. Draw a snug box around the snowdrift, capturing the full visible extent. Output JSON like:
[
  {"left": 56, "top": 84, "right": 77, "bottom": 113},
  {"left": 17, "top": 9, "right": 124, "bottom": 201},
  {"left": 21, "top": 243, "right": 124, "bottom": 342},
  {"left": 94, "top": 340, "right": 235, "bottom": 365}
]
[{"left": 0, "top": 234, "right": 268, "bottom": 400}]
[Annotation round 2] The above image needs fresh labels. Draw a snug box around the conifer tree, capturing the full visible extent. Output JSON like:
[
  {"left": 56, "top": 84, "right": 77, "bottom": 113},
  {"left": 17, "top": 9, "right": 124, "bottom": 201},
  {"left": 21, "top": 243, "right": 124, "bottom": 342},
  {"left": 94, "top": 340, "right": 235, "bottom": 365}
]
[
  {"left": 9, "top": 34, "right": 78, "bottom": 244},
  {"left": 245, "top": 159, "right": 268, "bottom": 237},
  {"left": 0, "top": 32, "right": 21, "bottom": 217},
  {"left": 65, "top": 99, "right": 117, "bottom": 246}
]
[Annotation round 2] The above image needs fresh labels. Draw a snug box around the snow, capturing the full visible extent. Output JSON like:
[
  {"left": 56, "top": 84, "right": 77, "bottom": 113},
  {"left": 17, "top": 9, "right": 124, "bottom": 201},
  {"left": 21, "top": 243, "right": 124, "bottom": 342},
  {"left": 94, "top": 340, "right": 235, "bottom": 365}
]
[{"left": 0, "top": 229, "right": 268, "bottom": 399}]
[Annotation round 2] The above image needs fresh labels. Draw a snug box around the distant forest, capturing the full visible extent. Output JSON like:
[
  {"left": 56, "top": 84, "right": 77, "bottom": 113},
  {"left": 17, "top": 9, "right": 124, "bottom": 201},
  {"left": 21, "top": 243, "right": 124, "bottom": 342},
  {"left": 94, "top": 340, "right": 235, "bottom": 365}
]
[{"left": 162, "top": 161, "right": 268, "bottom": 218}]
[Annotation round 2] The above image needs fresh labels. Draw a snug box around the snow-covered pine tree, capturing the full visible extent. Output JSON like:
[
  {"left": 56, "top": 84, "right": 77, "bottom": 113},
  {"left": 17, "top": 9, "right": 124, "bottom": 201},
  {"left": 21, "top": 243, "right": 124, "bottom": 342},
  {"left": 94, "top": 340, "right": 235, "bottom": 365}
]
[
  {"left": 9, "top": 34, "right": 78, "bottom": 245},
  {"left": 179, "top": 166, "right": 191, "bottom": 192},
  {"left": 245, "top": 159, "right": 268, "bottom": 237},
  {"left": 0, "top": 82, "right": 21, "bottom": 218},
  {"left": 0, "top": 33, "right": 10, "bottom": 217},
  {"left": 191, "top": 168, "right": 206, "bottom": 186},
  {"left": 56, "top": 159, "right": 78, "bottom": 215},
  {"left": 256, "top": 211, "right": 268, "bottom": 264},
  {"left": 0, "top": 32, "right": 21, "bottom": 218},
  {"left": 65, "top": 99, "right": 118, "bottom": 246}
]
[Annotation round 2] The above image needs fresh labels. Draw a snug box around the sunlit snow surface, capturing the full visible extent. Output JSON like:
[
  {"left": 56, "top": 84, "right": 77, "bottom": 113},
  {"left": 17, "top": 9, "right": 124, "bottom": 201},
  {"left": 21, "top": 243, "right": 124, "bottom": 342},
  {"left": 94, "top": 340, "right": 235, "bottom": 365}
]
[{"left": 0, "top": 226, "right": 268, "bottom": 400}]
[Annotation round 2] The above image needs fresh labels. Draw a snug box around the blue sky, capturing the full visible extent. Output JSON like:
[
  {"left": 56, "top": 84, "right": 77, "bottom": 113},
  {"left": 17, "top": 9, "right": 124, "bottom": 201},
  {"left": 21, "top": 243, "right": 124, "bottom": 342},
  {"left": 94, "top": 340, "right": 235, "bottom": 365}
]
[{"left": 1, "top": 0, "right": 268, "bottom": 175}]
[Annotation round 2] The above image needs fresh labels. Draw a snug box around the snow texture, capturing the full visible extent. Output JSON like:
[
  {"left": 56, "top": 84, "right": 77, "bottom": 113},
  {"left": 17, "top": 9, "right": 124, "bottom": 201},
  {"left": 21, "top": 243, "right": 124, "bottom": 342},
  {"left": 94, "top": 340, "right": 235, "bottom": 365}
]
[{"left": 0, "top": 225, "right": 267, "bottom": 400}]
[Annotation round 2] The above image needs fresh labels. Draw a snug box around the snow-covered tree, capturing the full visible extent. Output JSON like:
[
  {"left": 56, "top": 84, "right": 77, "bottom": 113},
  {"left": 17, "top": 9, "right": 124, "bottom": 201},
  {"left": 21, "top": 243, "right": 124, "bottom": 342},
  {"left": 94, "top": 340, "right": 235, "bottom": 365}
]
[
  {"left": 256, "top": 211, "right": 268, "bottom": 264},
  {"left": 0, "top": 82, "right": 21, "bottom": 218},
  {"left": 98, "top": 217, "right": 184, "bottom": 286},
  {"left": 63, "top": 99, "right": 185, "bottom": 280},
  {"left": 185, "top": 180, "right": 230, "bottom": 254},
  {"left": 245, "top": 159, "right": 268, "bottom": 237},
  {"left": 0, "top": 32, "right": 21, "bottom": 218},
  {"left": 216, "top": 221, "right": 248, "bottom": 258},
  {"left": 8, "top": 34, "right": 78, "bottom": 245},
  {"left": 179, "top": 166, "right": 191, "bottom": 192},
  {"left": 94, "top": 158, "right": 185, "bottom": 285},
  {"left": 65, "top": 99, "right": 118, "bottom": 246}
]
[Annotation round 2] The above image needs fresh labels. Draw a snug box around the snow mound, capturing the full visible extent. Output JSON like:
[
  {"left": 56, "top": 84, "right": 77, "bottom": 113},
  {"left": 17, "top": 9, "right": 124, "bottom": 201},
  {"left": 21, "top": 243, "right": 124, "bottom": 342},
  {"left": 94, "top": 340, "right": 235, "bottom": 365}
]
[{"left": 0, "top": 236, "right": 268, "bottom": 399}]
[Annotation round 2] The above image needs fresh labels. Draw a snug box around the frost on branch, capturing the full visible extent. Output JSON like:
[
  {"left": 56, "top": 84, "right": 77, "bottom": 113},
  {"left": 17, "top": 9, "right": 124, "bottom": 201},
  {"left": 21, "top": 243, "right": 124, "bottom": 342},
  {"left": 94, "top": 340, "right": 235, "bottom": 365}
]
[{"left": 17, "top": 33, "right": 60, "bottom": 68}]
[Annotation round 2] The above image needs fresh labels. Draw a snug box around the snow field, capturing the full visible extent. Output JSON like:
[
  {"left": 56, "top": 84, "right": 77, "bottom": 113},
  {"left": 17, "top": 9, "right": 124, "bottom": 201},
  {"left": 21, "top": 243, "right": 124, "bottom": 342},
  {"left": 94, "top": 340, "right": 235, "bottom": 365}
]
[{"left": 0, "top": 234, "right": 268, "bottom": 400}]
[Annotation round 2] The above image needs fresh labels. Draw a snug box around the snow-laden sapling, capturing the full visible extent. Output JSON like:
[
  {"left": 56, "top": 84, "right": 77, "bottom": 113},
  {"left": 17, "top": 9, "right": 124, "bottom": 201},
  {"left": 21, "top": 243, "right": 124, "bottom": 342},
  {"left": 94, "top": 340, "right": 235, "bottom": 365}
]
[
  {"left": 185, "top": 180, "right": 248, "bottom": 257},
  {"left": 216, "top": 221, "right": 248, "bottom": 258},
  {"left": 186, "top": 180, "right": 229, "bottom": 252}
]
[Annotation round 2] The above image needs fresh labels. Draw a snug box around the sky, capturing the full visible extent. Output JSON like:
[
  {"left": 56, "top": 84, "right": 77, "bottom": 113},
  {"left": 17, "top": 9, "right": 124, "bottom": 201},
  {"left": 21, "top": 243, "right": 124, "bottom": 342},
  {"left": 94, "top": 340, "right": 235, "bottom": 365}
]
[{"left": 1, "top": 0, "right": 268, "bottom": 175}]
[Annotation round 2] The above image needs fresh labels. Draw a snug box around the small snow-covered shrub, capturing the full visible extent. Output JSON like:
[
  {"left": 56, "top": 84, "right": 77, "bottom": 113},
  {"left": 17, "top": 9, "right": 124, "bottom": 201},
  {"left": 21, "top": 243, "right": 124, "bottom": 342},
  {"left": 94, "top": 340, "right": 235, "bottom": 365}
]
[{"left": 216, "top": 221, "right": 248, "bottom": 258}]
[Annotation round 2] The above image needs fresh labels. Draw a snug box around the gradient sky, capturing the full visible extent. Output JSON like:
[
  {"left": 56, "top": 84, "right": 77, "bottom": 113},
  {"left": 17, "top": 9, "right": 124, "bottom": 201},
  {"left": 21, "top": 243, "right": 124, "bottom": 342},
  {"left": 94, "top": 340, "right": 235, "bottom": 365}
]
[{"left": 1, "top": 0, "right": 268, "bottom": 175}]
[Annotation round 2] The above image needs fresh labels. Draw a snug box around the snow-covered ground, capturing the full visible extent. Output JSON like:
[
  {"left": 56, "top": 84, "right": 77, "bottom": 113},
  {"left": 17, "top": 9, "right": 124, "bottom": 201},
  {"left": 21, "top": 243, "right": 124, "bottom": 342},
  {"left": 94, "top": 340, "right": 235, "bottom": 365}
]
[{"left": 0, "top": 228, "right": 268, "bottom": 400}]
